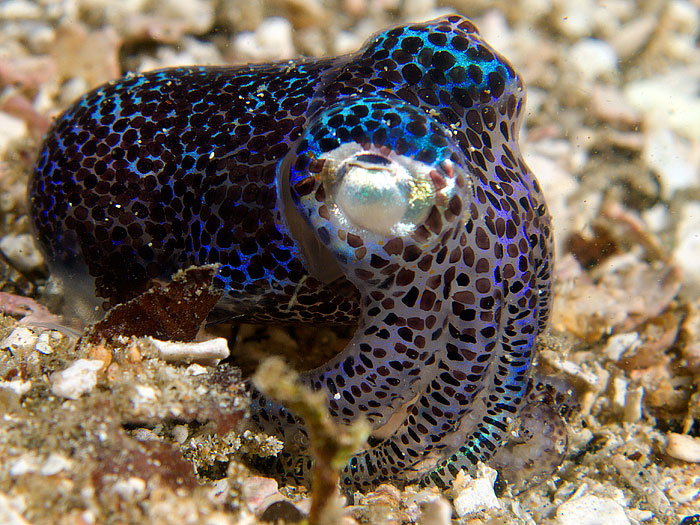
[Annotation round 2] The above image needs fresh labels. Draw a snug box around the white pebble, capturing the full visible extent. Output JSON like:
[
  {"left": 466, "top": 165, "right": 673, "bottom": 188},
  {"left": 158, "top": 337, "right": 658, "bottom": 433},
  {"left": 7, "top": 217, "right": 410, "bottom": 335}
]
[
  {"left": 568, "top": 38, "right": 618, "bottom": 81},
  {"left": 417, "top": 497, "right": 452, "bottom": 525},
  {"left": 673, "top": 201, "right": 700, "bottom": 286},
  {"left": 130, "top": 384, "right": 159, "bottom": 410},
  {"left": 40, "top": 453, "right": 73, "bottom": 476},
  {"left": 667, "top": 0, "right": 700, "bottom": 35},
  {"left": 556, "top": 0, "right": 597, "bottom": 38},
  {"left": 185, "top": 363, "right": 209, "bottom": 376},
  {"left": 50, "top": 359, "right": 104, "bottom": 400},
  {"left": 644, "top": 128, "right": 698, "bottom": 197},
  {"left": 0, "top": 491, "right": 31, "bottom": 525},
  {"left": 402, "top": 0, "right": 436, "bottom": 18},
  {"left": 0, "top": 379, "right": 31, "bottom": 398},
  {"left": 666, "top": 433, "right": 700, "bottom": 463},
  {"left": 602, "top": 332, "right": 640, "bottom": 361},
  {"left": 209, "top": 479, "right": 230, "bottom": 505},
  {"left": 555, "top": 495, "right": 631, "bottom": 525},
  {"left": 232, "top": 17, "right": 295, "bottom": 62},
  {"left": 139, "top": 36, "right": 222, "bottom": 71},
  {"left": 625, "top": 70, "right": 700, "bottom": 143},
  {"left": 0, "top": 327, "right": 38, "bottom": 353},
  {"left": 0, "top": 112, "right": 27, "bottom": 156},
  {"left": 452, "top": 466, "right": 501, "bottom": 518},
  {"left": 152, "top": 0, "right": 214, "bottom": 35},
  {"left": 642, "top": 204, "right": 670, "bottom": 233},
  {"left": 146, "top": 336, "right": 229, "bottom": 366},
  {"left": 0, "top": 0, "right": 42, "bottom": 20},
  {"left": 0, "top": 379, "right": 31, "bottom": 409},
  {"left": 171, "top": 424, "right": 189, "bottom": 444},
  {"left": 0, "top": 234, "right": 44, "bottom": 274},
  {"left": 111, "top": 477, "right": 147, "bottom": 499},
  {"left": 611, "top": 375, "right": 628, "bottom": 413},
  {"left": 9, "top": 455, "right": 40, "bottom": 476},
  {"left": 34, "top": 332, "right": 53, "bottom": 355}
]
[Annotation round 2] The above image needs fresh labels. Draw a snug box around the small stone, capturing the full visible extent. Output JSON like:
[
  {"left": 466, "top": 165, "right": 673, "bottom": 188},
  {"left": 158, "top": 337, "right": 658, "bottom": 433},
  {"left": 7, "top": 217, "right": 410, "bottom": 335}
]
[
  {"left": 0, "top": 112, "right": 27, "bottom": 155},
  {"left": 209, "top": 479, "right": 229, "bottom": 505},
  {"left": 666, "top": 433, "right": 700, "bottom": 463},
  {"left": 674, "top": 202, "right": 700, "bottom": 287},
  {"left": 0, "top": 327, "right": 38, "bottom": 353},
  {"left": 132, "top": 428, "right": 160, "bottom": 442},
  {"left": 171, "top": 424, "right": 189, "bottom": 444},
  {"left": 241, "top": 476, "right": 280, "bottom": 513},
  {"left": 0, "top": 492, "right": 31, "bottom": 525},
  {"left": 0, "top": 379, "right": 31, "bottom": 409},
  {"left": 0, "top": 0, "right": 41, "bottom": 19},
  {"left": 40, "top": 453, "right": 72, "bottom": 476},
  {"left": 556, "top": 0, "right": 597, "bottom": 38},
  {"left": 625, "top": 70, "right": 700, "bottom": 143},
  {"left": 568, "top": 38, "right": 618, "bottom": 81},
  {"left": 146, "top": 336, "right": 229, "bottom": 366},
  {"left": 452, "top": 465, "right": 501, "bottom": 518},
  {"left": 50, "top": 359, "right": 104, "bottom": 399},
  {"left": 555, "top": 495, "right": 631, "bottom": 525},
  {"left": 0, "top": 234, "right": 43, "bottom": 274},
  {"left": 279, "top": 0, "right": 329, "bottom": 28},
  {"left": 623, "top": 385, "right": 644, "bottom": 423},
  {"left": 33, "top": 332, "right": 53, "bottom": 354},
  {"left": 402, "top": 0, "right": 437, "bottom": 18},
  {"left": 185, "top": 363, "right": 209, "bottom": 376},
  {"left": 644, "top": 128, "right": 698, "bottom": 198},
  {"left": 130, "top": 384, "right": 159, "bottom": 410},
  {"left": 149, "top": 0, "right": 214, "bottom": 35},
  {"left": 611, "top": 375, "right": 628, "bottom": 413},
  {"left": 603, "top": 332, "right": 640, "bottom": 361},
  {"left": 9, "top": 455, "right": 40, "bottom": 476},
  {"left": 231, "top": 17, "right": 295, "bottom": 62},
  {"left": 417, "top": 497, "right": 452, "bottom": 525},
  {"left": 111, "top": 477, "right": 147, "bottom": 500}
]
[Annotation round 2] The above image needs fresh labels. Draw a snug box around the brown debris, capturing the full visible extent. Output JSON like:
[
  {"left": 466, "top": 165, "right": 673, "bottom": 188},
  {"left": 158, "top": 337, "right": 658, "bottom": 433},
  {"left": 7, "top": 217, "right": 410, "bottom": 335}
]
[{"left": 81, "top": 265, "right": 222, "bottom": 346}]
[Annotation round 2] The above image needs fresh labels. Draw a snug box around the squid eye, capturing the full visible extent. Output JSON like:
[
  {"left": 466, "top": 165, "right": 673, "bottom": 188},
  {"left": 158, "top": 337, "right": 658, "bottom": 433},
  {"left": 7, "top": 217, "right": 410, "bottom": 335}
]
[
  {"left": 335, "top": 155, "right": 417, "bottom": 237},
  {"left": 318, "top": 144, "right": 453, "bottom": 238}
]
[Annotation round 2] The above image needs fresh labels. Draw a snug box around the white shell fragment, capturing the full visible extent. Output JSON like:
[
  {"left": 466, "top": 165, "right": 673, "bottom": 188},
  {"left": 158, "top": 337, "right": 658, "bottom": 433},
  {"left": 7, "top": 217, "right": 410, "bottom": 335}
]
[
  {"left": 417, "top": 497, "right": 452, "bottom": 525},
  {"left": 555, "top": 495, "right": 631, "bottom": 525},
  {"left": 452, "top": 465, "right": 501, "bottom": 518},
  {"left": 0, "top": 379, "right": 31, "bottom": 399},
  {"left": 0, "top": 234, "right": 44, "bottom": 274},
  {"left": 0, "top": 491, "right": 31, "bottom": 525},
  {"left": 666, "top": 433, "right": 700, "bottom": 463},
  {"left": 50, "top": 359, "right": 105, "bottom": 400},
  {"left": 0, "top": 327, "right": 38, "bottom": 353},
  {"left": 145, "top": 336, "right": 230, "bottom": 366}
]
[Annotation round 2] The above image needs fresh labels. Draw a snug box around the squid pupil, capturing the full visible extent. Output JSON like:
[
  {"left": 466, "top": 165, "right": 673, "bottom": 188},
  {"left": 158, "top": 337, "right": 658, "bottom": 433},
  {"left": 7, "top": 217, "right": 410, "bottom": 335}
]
[{"left": 353, "top": 153, "right": 391, "bottom": 166}]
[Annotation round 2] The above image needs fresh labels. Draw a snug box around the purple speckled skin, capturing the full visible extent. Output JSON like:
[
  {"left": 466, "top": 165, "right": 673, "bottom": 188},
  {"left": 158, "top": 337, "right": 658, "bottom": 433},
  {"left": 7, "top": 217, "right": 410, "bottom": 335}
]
[{"left": 29, "top": 15, "right": 553, "bottom": 489}]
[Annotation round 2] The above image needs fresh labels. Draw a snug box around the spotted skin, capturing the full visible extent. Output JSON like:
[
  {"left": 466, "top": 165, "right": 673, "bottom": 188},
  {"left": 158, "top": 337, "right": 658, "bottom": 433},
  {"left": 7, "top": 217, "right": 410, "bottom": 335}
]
[{"left": 29, "top": 15, "right": 553, "bottom": 490}]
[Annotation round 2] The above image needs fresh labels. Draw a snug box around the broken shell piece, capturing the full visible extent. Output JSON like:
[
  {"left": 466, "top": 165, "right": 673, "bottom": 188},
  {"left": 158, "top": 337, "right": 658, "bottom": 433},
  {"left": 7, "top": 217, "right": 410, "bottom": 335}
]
[
  {"left": 143, "top": 336, "right": 229, "bottom": 366},
  {"left": 666, "top": 433, "right": 700, "bottom": 463},
  {"left": 0, "top": 327, "right": 38, "bottom": 353},
  {"left": 451, "top": 465, "right": 502, "bottom": 518},
  {"left": 50, "top": 359, "right": 104, "bottom": 399}
]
